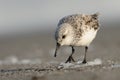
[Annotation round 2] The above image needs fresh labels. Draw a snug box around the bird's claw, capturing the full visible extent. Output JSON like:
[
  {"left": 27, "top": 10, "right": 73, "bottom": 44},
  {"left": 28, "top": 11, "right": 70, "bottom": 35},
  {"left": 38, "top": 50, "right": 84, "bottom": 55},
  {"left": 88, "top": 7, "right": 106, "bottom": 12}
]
[
  {"left": 82, "top": 59, "right": 87, "bottom": 64},
  {"left": 65, "top": 56, "right": 75, "bottom": 63}
]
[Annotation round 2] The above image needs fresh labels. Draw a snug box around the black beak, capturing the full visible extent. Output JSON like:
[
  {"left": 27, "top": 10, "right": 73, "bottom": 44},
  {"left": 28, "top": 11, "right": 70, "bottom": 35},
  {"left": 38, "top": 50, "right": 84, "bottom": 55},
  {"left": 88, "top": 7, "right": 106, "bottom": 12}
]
[{"left": 54, "top": 43, "right": 60, "bottom": 57}]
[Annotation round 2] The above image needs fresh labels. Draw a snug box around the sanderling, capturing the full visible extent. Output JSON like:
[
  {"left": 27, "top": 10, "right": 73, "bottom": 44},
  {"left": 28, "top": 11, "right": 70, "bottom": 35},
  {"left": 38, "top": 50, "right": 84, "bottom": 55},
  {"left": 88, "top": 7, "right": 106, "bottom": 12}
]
[{"left": 54, "top": 13, "right": 100, "bottom": 64}]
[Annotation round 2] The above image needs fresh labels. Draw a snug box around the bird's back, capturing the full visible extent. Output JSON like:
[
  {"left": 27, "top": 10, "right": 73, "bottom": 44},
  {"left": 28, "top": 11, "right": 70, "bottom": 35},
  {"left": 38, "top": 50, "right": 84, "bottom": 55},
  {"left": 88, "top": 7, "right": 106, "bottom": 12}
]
[
  {"left": 58, "top": 13, "right": 99, "bottom": 30},
  {"left": 58, "top": 14, "right": 83, "bottom": 29}
]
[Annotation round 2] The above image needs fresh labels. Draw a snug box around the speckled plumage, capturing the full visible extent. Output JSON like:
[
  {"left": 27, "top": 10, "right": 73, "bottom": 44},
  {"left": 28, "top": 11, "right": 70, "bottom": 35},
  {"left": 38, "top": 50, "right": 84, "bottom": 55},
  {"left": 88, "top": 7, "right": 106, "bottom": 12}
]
[
  {"left": 54, "top": 13, "right": 100, "bottom": 63},
  {"left": 55, "top": 13, "right": 99, "bottom": 46}
]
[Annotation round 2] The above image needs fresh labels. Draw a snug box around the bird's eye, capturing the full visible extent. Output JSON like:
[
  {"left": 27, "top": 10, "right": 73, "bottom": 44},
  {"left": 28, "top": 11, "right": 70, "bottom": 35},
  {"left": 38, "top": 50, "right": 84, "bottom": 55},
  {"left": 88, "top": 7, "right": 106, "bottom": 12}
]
[{"left": 62, "top": 35, "right": 66, "bottom": 39}]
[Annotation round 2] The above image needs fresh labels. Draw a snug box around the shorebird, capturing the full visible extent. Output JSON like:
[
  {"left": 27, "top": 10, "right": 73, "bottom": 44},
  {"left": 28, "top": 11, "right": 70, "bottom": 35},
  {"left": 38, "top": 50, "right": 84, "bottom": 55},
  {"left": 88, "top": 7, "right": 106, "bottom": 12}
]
[{"left": 54, "top": 13, "right": 100, "bottom": 64}]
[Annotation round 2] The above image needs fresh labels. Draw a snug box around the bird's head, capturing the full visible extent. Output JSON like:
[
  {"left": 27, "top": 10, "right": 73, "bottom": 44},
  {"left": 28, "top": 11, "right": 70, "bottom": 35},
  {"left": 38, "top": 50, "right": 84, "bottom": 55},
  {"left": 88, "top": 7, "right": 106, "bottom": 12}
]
[
  {"left": 54, "top": 23, "right": 74, "bottom": 57},
  {"left": 55, "top": 23, "right": 74, "bottom": 46}
]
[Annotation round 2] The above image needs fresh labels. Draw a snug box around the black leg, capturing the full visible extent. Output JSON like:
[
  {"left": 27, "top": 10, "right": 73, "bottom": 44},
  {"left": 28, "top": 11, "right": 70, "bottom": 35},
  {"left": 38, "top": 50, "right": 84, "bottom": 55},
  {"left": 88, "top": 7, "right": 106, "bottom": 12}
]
[
  {"left": 82, "top": 46, "right": 88, "bottom": 64},
  {"left": 65, "top": 46, "right": 75, "bottom": 63}
]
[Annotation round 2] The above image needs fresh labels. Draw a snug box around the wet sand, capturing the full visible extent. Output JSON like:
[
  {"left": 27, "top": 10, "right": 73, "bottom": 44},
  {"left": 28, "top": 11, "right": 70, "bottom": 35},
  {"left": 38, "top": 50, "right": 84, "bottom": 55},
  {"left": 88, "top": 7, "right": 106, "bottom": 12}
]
[{"left": 0, "top": 26, "right": 120, "bottom": 80}]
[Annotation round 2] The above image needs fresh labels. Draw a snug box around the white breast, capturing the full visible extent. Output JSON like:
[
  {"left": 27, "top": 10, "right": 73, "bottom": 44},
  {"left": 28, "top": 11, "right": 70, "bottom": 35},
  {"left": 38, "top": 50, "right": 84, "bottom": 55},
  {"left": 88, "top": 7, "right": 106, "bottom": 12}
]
[{"left": 77, "top": 29, "right": 98, "bottom": 46}]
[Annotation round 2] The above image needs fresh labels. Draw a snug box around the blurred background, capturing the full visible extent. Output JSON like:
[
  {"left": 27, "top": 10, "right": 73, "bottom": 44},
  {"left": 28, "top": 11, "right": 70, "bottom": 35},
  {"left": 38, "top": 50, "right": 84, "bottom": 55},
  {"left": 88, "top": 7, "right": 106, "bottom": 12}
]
[{"left": 0, "top": 0, "right": 120, "bottom": 63}]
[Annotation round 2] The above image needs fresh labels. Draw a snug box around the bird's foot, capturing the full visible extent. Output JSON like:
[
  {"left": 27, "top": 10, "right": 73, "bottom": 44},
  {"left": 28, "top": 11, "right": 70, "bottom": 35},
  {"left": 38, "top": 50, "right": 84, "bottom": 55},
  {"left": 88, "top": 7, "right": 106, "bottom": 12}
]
[
  {"left": 65, "top": 56, "right": 75, "bottom": 63},
  {"left": 82, "top": 59, "right": 87, "bottom": 64}
]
